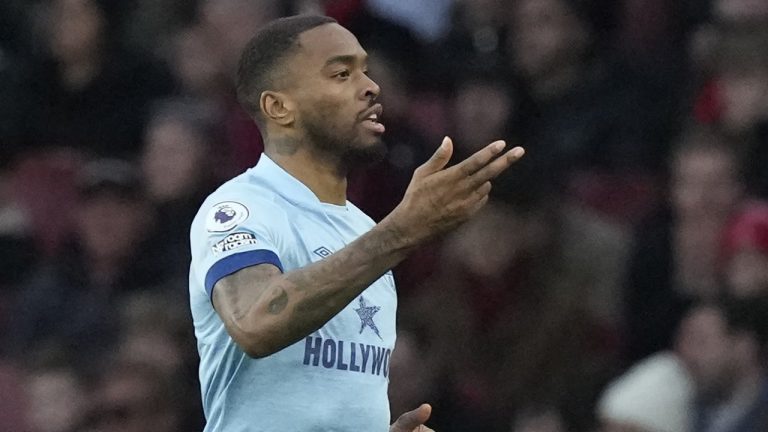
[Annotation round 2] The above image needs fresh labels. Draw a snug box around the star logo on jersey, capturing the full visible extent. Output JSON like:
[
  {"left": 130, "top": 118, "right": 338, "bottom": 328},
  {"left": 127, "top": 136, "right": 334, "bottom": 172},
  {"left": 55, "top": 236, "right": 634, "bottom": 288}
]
[{"left": 355, "top": 296, "right": 382, "bottom": 340}]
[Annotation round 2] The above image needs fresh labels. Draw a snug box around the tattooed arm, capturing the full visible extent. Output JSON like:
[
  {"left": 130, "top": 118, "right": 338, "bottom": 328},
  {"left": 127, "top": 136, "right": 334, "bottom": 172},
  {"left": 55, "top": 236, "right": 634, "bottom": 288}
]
[
  {"left": 212, "top": 138, "right": 524, "bottom": 358},
  {"left": 213, "top": 218, "right": 414, "bottom": 358}
]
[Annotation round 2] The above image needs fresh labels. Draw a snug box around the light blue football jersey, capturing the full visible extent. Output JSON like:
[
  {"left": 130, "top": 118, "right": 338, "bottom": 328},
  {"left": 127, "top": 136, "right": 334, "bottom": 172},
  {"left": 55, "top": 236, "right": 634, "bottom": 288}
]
[{"left": 189, "top": 155, "right": 397, "bottom": 432}]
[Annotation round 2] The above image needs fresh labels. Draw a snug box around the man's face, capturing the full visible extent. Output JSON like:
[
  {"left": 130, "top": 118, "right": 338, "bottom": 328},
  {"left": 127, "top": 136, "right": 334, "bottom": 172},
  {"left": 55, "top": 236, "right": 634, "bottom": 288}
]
[
  {"left": 509, "top": 0, "right": 588, "bottom": 79},
  {"left": 284, "top": 24, "right": 386, "bottom": 166},
  {"left": 77, "top": 193, "right": 148, "bottom": 262},
  {"left": 725, "top": 248, "right": 768, "bottom": 297},
  {"left": 50, "top": 0, "right": 104, "bottom": 63},
  {"left": 453, "top": 80, "right": 513, "bottom": 154},
  {"left": 671, "top": 148, "right": 741, "bottom": 221},
  {"left": 719, "top": 69, "right": 768, "bottom": 134}
]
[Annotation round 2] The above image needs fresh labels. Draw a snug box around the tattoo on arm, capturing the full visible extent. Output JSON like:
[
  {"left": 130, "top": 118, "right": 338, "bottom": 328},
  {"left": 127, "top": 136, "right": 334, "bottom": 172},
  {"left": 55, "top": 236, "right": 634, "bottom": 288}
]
[
  {"left": 214, "top": 264, "right": 281, "bottom": 320},
  {"left": 267, "top": 288, "right": 289, "bottom": 314},
  {"left": 213, "top": 221, "right": 413, "bottom": 356}
]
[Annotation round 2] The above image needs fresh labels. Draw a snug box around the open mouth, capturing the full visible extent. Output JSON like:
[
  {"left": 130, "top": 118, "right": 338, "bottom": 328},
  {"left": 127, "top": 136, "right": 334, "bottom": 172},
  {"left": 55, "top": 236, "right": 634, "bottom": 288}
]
[{"left": 361, "top": 105, "right": 385, "bottom": 134}]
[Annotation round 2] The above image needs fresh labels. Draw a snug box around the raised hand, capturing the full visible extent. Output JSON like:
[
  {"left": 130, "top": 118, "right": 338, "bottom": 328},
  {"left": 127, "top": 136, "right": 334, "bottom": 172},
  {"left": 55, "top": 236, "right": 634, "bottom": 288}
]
[{"left": 387, "top": 136, "right": 525, "bottom": 246}]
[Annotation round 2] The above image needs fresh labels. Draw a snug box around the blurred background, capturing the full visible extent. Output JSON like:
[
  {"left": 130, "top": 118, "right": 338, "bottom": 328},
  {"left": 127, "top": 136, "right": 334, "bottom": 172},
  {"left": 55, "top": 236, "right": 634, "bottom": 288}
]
[{"left": 2, "top": 0, "right": 768, "bottom": 431}]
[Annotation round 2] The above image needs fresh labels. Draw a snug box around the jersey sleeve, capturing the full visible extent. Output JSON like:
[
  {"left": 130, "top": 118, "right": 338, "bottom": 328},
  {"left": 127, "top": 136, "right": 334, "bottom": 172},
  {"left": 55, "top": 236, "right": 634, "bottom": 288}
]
[{"left": 191, "top": 197, "right": 286, "bottom": 299}]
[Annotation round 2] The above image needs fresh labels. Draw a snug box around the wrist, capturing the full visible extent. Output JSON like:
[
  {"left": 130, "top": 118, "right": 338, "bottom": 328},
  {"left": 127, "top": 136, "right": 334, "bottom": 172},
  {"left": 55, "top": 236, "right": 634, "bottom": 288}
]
[{"left": 378, "top": 209, "right": 421, "bottom": 252}]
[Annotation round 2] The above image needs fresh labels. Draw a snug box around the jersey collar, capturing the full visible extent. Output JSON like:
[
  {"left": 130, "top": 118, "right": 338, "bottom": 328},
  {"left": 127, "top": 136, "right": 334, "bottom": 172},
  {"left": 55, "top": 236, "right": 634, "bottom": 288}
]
[{"left": 251, "top": 154, "right": 332, "bottom": 210}]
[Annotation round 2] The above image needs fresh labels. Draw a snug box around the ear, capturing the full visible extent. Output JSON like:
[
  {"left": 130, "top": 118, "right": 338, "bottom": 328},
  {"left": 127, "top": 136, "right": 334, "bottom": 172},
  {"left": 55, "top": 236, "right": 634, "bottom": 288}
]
[{"left": 260, "top": 91, "right": 295, "bottom": 126}]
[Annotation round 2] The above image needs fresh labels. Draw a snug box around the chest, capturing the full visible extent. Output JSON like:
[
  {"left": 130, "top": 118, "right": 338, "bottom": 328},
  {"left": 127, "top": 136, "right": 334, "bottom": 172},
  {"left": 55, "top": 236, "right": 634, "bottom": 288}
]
[{"left": 276, "top": 210, "right": 397, "bottom": 344}]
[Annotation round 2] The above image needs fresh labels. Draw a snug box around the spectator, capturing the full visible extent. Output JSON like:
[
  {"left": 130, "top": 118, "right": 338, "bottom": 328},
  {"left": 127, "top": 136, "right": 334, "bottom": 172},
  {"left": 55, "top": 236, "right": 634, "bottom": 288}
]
[
  {"left": 8, "top": 159, "right": 171, "bottom": 359},
  {"left": 508, "top": 0, "right": 671, "bottom": 185},
  {"left": 115, "top": 292, "right": 204, "bottom": 431},
  {"left": 168, "top": 25, "right": 229, "bottom": 102},
  {"left": 676, "top": 298, "right": 768, "bottom": 432},
  {"left": 400, "top": 192, "right": 627, "bottom": 430},
  {"left": 624, "top": 127, "right": 744, "bottom": 361},
  {"left": 429, "top": 0, "right": 510, "bottom": 90},
  {"left": 82, "top": 361, "right": 184, "bottom": 432},
  {"left": 115, "top": 292, "right": 194, "bottom": 378},
  {"left": 26, "top": 0, "right": 173, "bottom": 158},
  {"left": 198, "top": 0, "right": 279, "bottom": 77},
  {"left": 714, "top": 28, "right": 768, "bottom": 197},
  {"left": 596, "top": 352, "right": 693, "bottom": 432},
  {"left": 23, "top": 349, "right": 90, "bottom": 432},
  {"left": 140, "top": 99, "right": 221, "bottom": 277},
  {"left": 165, "top": 23, "right": 264, "bottom": 177},
  {"left": 720, "top": 200, "right": 768, "bottom": 297},
  {"left": 450, "top": 73, "right": 517, "bottom": 158}
]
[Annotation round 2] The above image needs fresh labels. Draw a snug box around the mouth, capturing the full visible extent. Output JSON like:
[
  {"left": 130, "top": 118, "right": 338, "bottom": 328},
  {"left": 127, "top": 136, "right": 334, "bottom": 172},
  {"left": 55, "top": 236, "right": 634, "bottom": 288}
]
[{"left": 360, "top": 104, "right": 385, "bottom": 134}]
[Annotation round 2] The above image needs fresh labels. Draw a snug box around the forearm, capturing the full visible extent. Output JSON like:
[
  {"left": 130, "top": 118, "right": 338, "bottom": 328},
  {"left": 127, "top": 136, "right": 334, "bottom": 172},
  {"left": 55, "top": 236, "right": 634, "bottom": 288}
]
[{"left": 244, "top": 216, "right": 414, "bottom": 356}]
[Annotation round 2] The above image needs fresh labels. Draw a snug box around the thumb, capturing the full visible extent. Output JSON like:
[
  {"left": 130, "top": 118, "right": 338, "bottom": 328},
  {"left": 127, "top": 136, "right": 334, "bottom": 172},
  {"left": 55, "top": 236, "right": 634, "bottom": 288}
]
[
  {"left": 391, "top": 404, "right": 432, "bottom": 432},
  {"left": 415, "top": 137, "right": 453, "bottom": 178}
]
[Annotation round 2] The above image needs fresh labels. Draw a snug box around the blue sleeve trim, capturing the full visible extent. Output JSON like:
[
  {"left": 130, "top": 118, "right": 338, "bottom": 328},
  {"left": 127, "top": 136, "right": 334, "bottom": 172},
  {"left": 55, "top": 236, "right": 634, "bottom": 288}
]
[{"left": 205, "top": 250, "right": 284, "bottom": 299}]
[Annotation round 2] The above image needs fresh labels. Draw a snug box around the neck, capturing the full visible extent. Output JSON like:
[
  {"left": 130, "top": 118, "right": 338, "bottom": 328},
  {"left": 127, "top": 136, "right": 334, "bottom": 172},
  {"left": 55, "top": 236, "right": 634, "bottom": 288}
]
[{"left": 265, "top": 135, "right": 348, "bottom": 206}]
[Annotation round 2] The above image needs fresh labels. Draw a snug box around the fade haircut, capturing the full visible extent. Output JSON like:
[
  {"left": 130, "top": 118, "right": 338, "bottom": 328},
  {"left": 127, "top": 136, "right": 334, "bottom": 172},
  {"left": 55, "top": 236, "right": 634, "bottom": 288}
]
[{"left": 236, "top": 15, "right": 337, "bottom": 121}]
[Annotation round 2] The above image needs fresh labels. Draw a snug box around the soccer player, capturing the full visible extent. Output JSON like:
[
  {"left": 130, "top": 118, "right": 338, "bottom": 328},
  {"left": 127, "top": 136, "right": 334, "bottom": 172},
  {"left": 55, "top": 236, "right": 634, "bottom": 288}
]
[{"left": 189, "top": 15, "right": 525, "bottom": 432}]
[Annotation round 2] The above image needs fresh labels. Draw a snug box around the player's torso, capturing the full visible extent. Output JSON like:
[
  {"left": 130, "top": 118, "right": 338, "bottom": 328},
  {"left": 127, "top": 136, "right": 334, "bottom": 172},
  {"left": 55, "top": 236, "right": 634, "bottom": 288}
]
[
  {"left": 191, "top": 175, "right": 396, "bottom": 432},
  {"left": 282, "top": 203, "right": 397, "bottom": 378}
]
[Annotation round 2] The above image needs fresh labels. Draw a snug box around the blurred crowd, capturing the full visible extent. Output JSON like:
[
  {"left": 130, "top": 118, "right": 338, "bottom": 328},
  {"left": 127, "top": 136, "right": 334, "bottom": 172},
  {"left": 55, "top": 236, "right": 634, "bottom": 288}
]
[{"left": 2, "top": 0, "right": 768, "bottom": 431}]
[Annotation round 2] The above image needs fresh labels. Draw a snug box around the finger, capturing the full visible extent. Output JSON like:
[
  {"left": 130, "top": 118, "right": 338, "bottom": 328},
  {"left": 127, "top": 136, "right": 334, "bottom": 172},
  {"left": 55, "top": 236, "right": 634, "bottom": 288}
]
[
  {"left": 414, "top": 137, "right": 453, "bottom": 178},
  {"left": 469, "top": 146, "right": 525, "bottom": 186},
  {"left": 392, "top": 404, "right": 432, "bottom": 431},
  {"left": 452, "top": 140, "right": 506, "bottom": 177},
  {"left": 469, "top": 194, "right": 489, "bottom": 215},
  {"left": 474, "top": 181, "right": 492, "bottom": 199}
]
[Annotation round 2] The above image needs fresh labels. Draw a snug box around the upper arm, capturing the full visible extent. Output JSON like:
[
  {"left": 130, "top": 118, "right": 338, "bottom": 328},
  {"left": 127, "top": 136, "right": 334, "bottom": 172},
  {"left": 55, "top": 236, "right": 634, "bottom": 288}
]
[
  {"left": 212, "top": 263, "right": 283, "bottom": 352},
  {"left": 191, "top": 197, "right": 287, "bottom": 299}
]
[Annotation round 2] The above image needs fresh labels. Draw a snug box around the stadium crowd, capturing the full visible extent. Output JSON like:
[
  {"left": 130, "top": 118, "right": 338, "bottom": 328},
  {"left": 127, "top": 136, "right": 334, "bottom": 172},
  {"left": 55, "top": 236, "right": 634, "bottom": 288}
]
[{"left": 2, "top": 0, "right": 768, "bottom": 431}]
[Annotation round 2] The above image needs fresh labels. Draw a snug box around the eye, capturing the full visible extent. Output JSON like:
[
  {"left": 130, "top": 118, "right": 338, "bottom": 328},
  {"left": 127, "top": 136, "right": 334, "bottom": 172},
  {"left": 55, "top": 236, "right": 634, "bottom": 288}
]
[{"left": 334, "top": 70, "right": 351, "bottom": 80}]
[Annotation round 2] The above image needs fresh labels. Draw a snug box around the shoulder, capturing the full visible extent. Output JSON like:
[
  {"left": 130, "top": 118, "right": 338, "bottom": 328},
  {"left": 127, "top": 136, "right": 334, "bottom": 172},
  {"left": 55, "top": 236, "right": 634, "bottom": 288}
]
[{"left": 195, "top": 174, "right": 288, "bottom": 226}]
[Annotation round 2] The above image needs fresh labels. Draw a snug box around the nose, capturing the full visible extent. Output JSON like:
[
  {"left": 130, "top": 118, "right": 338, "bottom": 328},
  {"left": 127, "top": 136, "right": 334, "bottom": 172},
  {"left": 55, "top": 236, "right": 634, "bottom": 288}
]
[{"left": 362, "top": 74, "right": 380, "bottom": 101}]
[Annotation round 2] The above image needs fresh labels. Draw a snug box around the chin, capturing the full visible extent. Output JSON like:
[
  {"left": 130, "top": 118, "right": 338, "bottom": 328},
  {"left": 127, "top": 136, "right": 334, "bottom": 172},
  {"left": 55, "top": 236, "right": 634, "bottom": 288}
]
[{"left": 345, "top": 137, "right": 387, "bottom": 167}]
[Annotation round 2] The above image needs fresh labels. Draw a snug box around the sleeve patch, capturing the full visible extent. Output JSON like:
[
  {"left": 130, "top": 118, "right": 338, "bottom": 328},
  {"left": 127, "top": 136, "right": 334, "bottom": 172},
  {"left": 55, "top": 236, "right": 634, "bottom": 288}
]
[
  {"left": 212, "top": 232, "right": 259, "bottom": 254},
  {"left": 206, "top": 201, "right": 249, "bottom": 232}
]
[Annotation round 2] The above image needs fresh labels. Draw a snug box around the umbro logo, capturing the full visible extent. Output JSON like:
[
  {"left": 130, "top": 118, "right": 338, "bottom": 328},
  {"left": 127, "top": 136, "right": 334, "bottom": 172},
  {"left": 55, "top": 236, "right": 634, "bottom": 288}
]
[{"left": 313, "top": 246, "right": 333, "bottom": 258}]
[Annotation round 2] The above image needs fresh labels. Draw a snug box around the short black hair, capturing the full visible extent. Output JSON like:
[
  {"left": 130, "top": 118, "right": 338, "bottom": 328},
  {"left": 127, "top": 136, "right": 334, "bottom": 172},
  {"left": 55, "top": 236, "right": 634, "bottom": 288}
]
[{"left": 236, "top": 15, "right": 337, "bottom": 120}]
